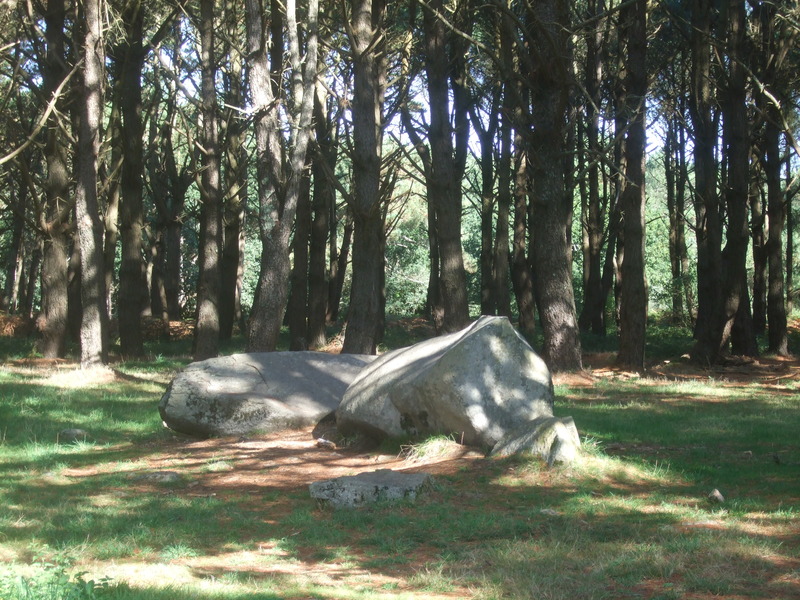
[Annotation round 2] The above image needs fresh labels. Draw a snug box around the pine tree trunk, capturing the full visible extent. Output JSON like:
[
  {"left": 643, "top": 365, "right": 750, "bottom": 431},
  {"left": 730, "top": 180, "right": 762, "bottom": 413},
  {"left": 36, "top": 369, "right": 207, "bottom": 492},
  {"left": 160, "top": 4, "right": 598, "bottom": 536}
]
[
  {"left": 327, "top": 214, "right": 352, "bottom": 324},
  {"left": 765, "top": 116, "right": 788, "bottom": 355},
  {"left": 307, "top": 85, "right": 334, "bottom": 349},
  {"left": 194, "top": 0, "right": 222, "bottom": 361},
  {"left": 617, "top": 0, "right": 648, "bottom": 370},
  {"left": 341, "top": 0, "right": 386, "bottom": 354},
  {"left": 245, "top": 0, "right": 319, "bottom": 352},
  {"left": 493, "top": 108, "right": 511, "bottom": 318},
  {"left": 578, "top": 0, "right": 606, "bottom": 334},
  {"left": 688, "top": 0, "right": 722, "bottom": 346},
  {"left": 75, "top": 0, "right": 108, "bottom": 367},
  {"left": 751, "top": 182, "right": 767, "bottom": 335},
  {"left": 117, "top": 0, "right": 147, "bottom": 357},
  {"left": 220, "top": 4, "right": 246, "bottom": 341},
  {"left": 510, "top": 141, "right": 535, "bottom": 338},
  {"left": 288, "top": 170, "right": 312, "bottom": 350},
  {"left": 37, "top": 0, "right": 70, "bottom": 359},
  {"left": 421, "top": 0, "right": 469, "bottom": 334},
  {"left": 527, "top": 0, "right": 582, "bottom": 371},
  {"left": 691, "top": 0, "right": 752, "bottom": 363}
]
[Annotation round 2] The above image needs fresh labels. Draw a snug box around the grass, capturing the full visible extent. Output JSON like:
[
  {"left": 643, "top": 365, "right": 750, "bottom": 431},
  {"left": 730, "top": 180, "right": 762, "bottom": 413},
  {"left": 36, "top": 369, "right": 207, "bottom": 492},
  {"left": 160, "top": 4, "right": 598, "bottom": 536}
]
[{"left": 0, "top": 325, "right": 799, "bottom": 599}]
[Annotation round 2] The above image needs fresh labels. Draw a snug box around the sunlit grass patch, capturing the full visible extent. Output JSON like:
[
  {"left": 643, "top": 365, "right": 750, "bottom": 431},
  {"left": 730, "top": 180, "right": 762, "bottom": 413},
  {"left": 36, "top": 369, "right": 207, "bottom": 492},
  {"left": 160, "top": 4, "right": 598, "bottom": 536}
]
[{"left": 1, "top": 334, "right": 799, "bottom": 600}]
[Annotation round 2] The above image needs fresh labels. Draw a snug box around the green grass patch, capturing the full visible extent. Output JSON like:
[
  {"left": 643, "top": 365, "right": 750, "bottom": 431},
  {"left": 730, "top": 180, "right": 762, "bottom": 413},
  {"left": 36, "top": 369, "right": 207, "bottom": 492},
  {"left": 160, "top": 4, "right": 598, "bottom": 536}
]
[{"left": 0, "top": 330, "right": 798, "bottom": 599}]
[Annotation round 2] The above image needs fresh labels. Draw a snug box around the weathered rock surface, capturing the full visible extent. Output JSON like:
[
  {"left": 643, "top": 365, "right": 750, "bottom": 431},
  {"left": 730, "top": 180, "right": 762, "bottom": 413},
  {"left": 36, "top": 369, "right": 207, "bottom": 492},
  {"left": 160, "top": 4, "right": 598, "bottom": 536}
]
[
  {"left": 491, "top": 416, "right": 581, "bottom": 465},
  {"left": 159, "top": 352, "right": 376, "bottom": 438},
  {"left": 336, "top": 316, "right": 554, "bottom": 447},
  {"left": 309, "top": 469, "right": 434, "bottom": 509}
]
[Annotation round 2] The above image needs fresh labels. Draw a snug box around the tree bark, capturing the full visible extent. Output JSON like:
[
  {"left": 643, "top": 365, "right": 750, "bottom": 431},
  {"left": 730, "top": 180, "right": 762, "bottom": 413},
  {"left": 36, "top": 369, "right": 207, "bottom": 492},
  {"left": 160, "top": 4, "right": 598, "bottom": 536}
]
[
  {"left": 288, "top": 167, "right": 312, "bottom": 350},
  {"left": 308, "top": 84, "right": 335, "bottom": 349},
  {"left": 220, "top": 2, "right": 247, "bottom": 341},
  {"left": 578, "top": 0, "right": 606, "bottom": 335},
  {"left": 616, "top": 0, "right": 648, "bottom": 370},
  {"left": 751, "top": 180, "right": 767, "bottom": 335},
  {"left": 527, "top": 0, "right": 582, "bottom": 371},
  {"left": 688, "top": 0, "right": 722, "bottom": 346},
  {"left": 341, "top": 0, "right": 386, "bottom": 354},
  {"left": 75, "top": 0, "right": 108, "bottom": 367},
  {"left": 493, "top": 104, "right": 511, "bottom": 318},
  {"left": 246, "top": 0, "right": 319, "bottom": 352},
  {"left": 117, "top": 0, "right": 147, "bottom": 357},
  {"left": 37, "top": 0, "right": 71, "bottom": 359},
  {"left": 764, "top": 115, "right": 788, "bottom": 355},
  {"left": 327, "top": 212, "right": 353, "bottom": 325},
  {"left": 691, "top": 0, "right": 752, "bottom": 363},
  {"left": 194, "top": 0, "right": 222, "bottom": 361},
  {"left": 421, "top": 0, "right": 470, "bottom": 334}
]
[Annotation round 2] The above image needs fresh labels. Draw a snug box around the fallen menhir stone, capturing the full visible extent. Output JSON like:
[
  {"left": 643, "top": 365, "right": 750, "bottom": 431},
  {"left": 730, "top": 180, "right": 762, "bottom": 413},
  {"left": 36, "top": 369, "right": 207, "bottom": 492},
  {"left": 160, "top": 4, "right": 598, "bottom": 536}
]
[
  {"left": 491, "top": 416, "right": 581, "bottom": 465},
  {"left": 310, "top": 469, "right": 434, "bottom": 509},
  {"left": 336, "top": 316, "right": 554, "bottom": 448},
  {"left": 159, "top": 352, "right": 376, "bottom": 438}
]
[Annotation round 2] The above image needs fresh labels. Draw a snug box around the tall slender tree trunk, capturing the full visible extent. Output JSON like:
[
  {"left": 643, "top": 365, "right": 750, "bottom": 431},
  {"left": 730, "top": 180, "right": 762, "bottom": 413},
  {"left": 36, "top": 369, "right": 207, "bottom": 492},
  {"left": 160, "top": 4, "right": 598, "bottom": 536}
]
[
  {"left": 751, "top": 180, "right": 767, "bottom": 334},
  {"left": 117, "top": 0, "right": 147, "bottom": 357},
  {"left": 578, "top": 0, "right": 606, "bottom": 335},
  {"left": 764, "top": 116, "right": 788, "bottom": 355},
  {"left": 220, "top": 3, "right": 247, "bottom": 341},
  {"left": 510, "top": 139, "right": 536, "bottom": 338},
  {"left": 691, "top": 0, "right": 752, "bottom": 363},
  {"left": 308, "top": 84, "right": 334, "bottom": 348},
  {"left": 75, "top": 0, "right": 108, "bottom": 367},
  {"left": 786, "top": 157, "right": 794, "bottom": 315},
  {"left": 246, "top": 0, "right": 319, "bottom": 352},
  {"left": 5, "top": 188, "right": 26, "bottom": 313},
  {"left": 37, "top": 0, "right": 71, "bottom": 359},
  {"left": 665, "top": 118, "right": 687, "bottom": 324},
  {"left": 493, "top": 106, "right": 511, "bottom": 318},
  {"left": 341, "top": 0, "right": 386, "bottom": 354},
  {"left": 288, "top": 168, "right": 312, "bottom": 350},
  {"left": 421, "top": 0, "right": 470, "bottom": 333},
  {"left": 194, "top": 0, "right": 222, "bottom": 360},
  {"left": 327, "top": 213, "right": 352, "bottom": 324},
  {"left": 617, "top": 0, "right": 648, "bottom": 370},
  {"left": 688, "top": 0, "right": 722, "bottom": 346},
  {"left": 527, "top": 0, "right": 582, "bottom": 371},
  {"left": 473, "top": 105, "right": 497, "bottom": 317}
]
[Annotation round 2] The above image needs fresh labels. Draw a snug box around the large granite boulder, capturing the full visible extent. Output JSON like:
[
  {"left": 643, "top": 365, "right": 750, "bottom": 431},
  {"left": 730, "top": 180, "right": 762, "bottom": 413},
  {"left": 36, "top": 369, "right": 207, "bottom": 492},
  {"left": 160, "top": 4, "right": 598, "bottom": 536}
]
[
  {"left": 336, "top": 316, "right": 554, "bottom": 448},
  {"left": 159, "top": 352, "right": 376, "bottom": 438}
]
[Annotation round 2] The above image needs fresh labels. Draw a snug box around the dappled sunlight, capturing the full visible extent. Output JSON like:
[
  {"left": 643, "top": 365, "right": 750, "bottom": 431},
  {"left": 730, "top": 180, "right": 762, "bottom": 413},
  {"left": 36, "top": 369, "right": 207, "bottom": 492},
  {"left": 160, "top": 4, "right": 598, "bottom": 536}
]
[
  {"left": 2, "top": 352, "right": 799, "bottom": 600},
  {"left": 84, "top": 549, "right": 468, "bottom": 599}
]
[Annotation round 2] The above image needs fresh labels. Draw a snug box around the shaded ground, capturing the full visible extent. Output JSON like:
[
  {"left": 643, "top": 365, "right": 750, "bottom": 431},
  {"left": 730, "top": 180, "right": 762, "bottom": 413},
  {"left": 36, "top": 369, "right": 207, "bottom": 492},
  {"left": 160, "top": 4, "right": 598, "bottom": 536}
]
[{"left": 2, "top": 316, "right": 800, "bottom": 598}]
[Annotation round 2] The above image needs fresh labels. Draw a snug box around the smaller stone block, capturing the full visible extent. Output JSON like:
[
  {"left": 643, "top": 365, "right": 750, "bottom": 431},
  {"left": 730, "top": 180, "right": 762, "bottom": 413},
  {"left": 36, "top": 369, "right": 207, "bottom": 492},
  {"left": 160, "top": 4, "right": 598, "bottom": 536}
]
[
  {"left": 309, "top": 469, "right": 434, "bottom": 509},
  {"left": 491, "top": 416, "right": 581, "bottom": 465}
]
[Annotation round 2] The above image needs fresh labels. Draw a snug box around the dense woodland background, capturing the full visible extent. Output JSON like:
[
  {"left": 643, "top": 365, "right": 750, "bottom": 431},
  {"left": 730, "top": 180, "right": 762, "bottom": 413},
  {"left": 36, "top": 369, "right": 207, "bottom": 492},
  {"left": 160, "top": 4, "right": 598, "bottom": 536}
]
[{"left": 0, "top": 0, "right": 798, "bottom": 372}]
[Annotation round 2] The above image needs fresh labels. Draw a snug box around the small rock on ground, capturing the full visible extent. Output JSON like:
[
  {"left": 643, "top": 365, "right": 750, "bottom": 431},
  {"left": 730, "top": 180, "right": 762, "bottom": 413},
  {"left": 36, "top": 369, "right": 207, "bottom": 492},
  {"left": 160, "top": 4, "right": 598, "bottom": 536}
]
[{"left": 310, "top": 469, "right": 434, "bottom": 509}]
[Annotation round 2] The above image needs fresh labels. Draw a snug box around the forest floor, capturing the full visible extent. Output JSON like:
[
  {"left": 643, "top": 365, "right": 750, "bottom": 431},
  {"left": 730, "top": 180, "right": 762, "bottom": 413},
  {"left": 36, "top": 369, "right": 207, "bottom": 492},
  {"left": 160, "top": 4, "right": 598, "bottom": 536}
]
[{"left": 2, "top": 316, "right": 800, "bottom": 599}]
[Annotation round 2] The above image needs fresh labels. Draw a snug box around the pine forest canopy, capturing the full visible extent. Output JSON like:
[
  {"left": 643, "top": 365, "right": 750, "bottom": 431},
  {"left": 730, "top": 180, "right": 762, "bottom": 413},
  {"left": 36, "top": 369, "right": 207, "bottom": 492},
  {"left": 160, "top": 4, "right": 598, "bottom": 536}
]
[{"left": 0, "top": 0, "right": 798, "bottom": 371}]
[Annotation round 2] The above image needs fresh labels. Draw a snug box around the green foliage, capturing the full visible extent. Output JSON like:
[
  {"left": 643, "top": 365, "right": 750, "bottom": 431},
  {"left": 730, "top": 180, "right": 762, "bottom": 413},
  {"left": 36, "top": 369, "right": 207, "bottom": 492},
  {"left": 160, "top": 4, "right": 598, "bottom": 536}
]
[
  {"left": 0, "top": 552, "right": 112, "bottom": 600},
  {"left": 385, "top": 197, "right": 430, "bottom": 315}
]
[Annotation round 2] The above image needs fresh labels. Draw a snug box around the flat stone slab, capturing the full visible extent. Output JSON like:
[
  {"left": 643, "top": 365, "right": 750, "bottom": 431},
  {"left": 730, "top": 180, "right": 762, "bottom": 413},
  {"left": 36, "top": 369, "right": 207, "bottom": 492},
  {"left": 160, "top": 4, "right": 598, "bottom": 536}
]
[
  {"left": 159, "top": 352, "right": 376, "bottom": 438},
  {"left": 309, "top": 469, "right": 434, "bottom": 509}
]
